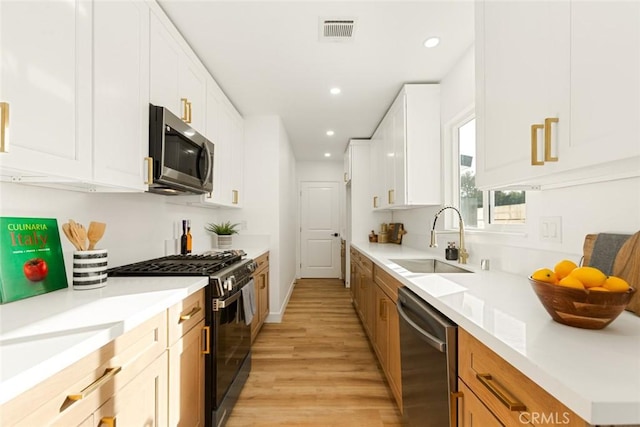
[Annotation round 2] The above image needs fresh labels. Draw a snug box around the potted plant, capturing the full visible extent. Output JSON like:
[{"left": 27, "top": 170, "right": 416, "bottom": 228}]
[{"left": 205, "top": 221, "right": 240, "bottom": 249}]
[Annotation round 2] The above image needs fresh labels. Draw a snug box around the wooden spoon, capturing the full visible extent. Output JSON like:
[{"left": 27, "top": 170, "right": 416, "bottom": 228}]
[
  {"left": 69, "top": 219, "right": 86, "bottom": 251},
  {"left": 62, "top": 223, "right": 82, "bottom": 251},
  {"left": 87, "top": 221, "right": 106, "bottom": 250}
]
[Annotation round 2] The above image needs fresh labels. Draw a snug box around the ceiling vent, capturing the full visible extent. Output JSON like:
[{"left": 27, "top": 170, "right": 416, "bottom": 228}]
[{"left": 319, "top": 18, "right": 356, "bottom": 42}]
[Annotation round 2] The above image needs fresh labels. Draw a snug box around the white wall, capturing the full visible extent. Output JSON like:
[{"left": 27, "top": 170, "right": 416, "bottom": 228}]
[
  {"left": 223, "top": 115, "right": 297, "bottom": 322},
  {"left": 392, "top": 44, "right": 640, "bottom": 276},
  {"left": 0, "top": 182, "right": 222, "bottom": 283}
]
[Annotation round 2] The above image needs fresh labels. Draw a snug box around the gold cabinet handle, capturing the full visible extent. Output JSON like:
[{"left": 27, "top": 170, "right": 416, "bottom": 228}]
[
  {"left": 450, "top": 391, "right": 463, "bottom": 427},
  {"left": 373, "top": 196, "right": 378, "bottom": 208},
  {"left": 530, "top": 124, "right": 545, "bottom": 165},
  {"left": 144, "top": 156, "right": 153, "bottom": 184},
  {"left": 476, "top": 373, "right": 526, "bottom": 411},
  {"left": 0, "top": 102, "right": 9, "bottom": 153},
  {"left": 181, "top": 98, "right": 191, "bottom": 123},
  {"left": 232, "top": 189, "right": 239, "bottom": 204},
  {"left": 544, "top": 117, "right": 559, "bottom": 162},
  {"left": 187, "top": 101, "right": 193, "bottom": 124},
  {"left": 344, "top": 172, "right": 348, "bottom": 182},
  {"left": 100, "top": 417, "right": 116, "bottom": 427},
  {"left": 202, "top": 326, "right": 211, "bottom": 354},
  {"left": 388, "top": 189, "right": 394, "bottom": 204},
  {"left": 67, "top": 367, "right": 122, "bottom": 402},
  {"left": 179, "top": 305, "right": 201, "bottom": 323}
]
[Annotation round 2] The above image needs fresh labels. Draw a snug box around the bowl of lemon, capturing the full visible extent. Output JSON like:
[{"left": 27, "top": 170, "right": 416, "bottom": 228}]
[{"left": 529, "top": 260, "right": 636, "bottom": 329}]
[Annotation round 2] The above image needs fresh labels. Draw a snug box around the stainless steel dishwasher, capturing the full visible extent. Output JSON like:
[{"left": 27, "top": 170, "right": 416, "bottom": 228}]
[{"left": 397, "top": 287, "right": 458, "bottom": 427}]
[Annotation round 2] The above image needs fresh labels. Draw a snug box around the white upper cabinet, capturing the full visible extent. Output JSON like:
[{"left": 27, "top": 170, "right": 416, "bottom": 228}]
[
  {"left": 149, "top": 11, "right": 206, "bottom": 135},
  {"left": 476, "top": 0, "right": 640, "bottom": 190},
  {"left": 199, "top": 80, "right": 243, "bottom": 208},
  {"left": 0, "top": 0, "right": 92, "bottom": 182},
  {"left": 93, "top": 0, "right": 150, "bottom": 191},
  {"left": 373, "top": 84, "right": 441, "bottom": 210}
]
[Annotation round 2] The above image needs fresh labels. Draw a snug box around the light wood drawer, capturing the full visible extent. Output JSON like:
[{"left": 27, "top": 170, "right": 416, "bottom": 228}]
[
  {"left": 457, "top": 379, "right": 502, "bottom": 427},
  {"left": 253, "top": 252, "right": 269, "bottom": 275},
  {"left": 167, "top": 288, "right": 206, "bottom": 346},
  {"left": 3, "top": 312, "right": 167, "bottom": 426},
  {"left": 358, "top": 252, "right": 373, "bottom": 274},
  {"left": 458, "top": 328, "right": 587, "bottom": 427},
  {"left": 373, "top": 264, "right": 401, "bottom": 303}
]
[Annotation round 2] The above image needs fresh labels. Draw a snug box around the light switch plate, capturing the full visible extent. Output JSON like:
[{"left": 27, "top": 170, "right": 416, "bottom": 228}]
[{"left": 539, "top": 216, "right": 562, "bottom": 243}]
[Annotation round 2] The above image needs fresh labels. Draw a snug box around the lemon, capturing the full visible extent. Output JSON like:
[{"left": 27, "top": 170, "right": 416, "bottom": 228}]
[
  {"left": 532, "top": 268, "right": 558, "bottom": 284},
  {"left": 558, "top": 275, "right": 585, "bottom": 290},
  {"left": 554, "top": 259, "right": 578, "bottom": 280},
  {"left": 603, "top": 276, "right": 631, "bottom": 292},
  {"left": 589, "top": 286, "right": 610, "bottom": 292},
  {"left": 568, "top": 266, "right": 607, "bottom": 288}
]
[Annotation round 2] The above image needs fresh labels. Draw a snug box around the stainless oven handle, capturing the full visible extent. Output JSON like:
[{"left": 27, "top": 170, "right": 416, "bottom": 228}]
[
  {"left": 201, "top": 142, "right": 213, "bottom": 187},
  {"left": 397, "top": 301, "right": 447, "bottom": 353},
  {"left": 212, "top": 287, "right": 243, "bottom": 311}
]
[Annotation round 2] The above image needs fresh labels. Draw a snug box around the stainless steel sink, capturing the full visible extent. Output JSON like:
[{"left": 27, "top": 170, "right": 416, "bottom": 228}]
[{"left": 389, "top": 258, "right": 472, "bottom": 274}]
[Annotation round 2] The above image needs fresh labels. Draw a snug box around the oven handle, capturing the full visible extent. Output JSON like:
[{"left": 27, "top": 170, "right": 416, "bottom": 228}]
[{"left": 212, "top": 281, "right": 250, "bottom": 311}]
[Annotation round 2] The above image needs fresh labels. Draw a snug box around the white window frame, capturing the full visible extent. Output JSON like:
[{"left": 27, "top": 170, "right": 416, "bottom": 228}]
[{"left": 443, "top": 106, "right": 526, "bottom": 233}]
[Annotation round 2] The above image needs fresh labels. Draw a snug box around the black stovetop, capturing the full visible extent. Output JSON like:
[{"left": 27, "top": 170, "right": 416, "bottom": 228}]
[{"left": 108, "top": 250, "right": 245, "bottom": 277}]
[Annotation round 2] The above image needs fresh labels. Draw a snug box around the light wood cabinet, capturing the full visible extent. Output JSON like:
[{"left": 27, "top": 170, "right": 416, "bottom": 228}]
[
  {"left": 149, "top": 9, "right": 207, "bottom": 135},
  {"left": 371, "top": 84, "right": 441, "bottom": 210},
  {"left": 93, "top": 0, "right": 150, "bottom": 191},
  {"left": 251, "top": 252, "right": 270, "bottom": 343},
  {"left": 0, "top": 312, "right": 167, "bottom": 426},
  {"left": 476, "top": 0, "right": 640, "bottom": 190},
  {"left": 457, "top": 380, "right": 502, "bottom": 427},
  {"left": 458, "top": 328, "right": 588, "bottom": 427},
  {"left": 350, "top": 247, "right": 402, "bottom": 411},
  {"left": 0, "top": 0, "right": 92, "bottom": 182},
  {"left": 167, "top": 289, "right": 206, "bottom": 427}
]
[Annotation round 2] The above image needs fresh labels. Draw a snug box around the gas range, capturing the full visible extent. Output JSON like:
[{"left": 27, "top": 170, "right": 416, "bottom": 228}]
[{"left": 108, "top": 250, "right": 256, "bottom": 298}]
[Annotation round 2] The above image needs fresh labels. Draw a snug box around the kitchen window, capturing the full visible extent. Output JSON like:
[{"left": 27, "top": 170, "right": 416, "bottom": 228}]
[{"left": 446, "top": 111, "right": 526, "bottom": 231}]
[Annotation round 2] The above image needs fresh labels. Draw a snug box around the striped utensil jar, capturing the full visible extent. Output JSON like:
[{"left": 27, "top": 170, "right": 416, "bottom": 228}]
[{"left": 73, "top": 249, "right": 108, "bottom": 290}]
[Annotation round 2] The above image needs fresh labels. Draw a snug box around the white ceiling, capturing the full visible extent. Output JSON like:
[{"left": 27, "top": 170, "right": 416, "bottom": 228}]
[{"left": 157, "top": 0, "right": 475, "bottom": 162}]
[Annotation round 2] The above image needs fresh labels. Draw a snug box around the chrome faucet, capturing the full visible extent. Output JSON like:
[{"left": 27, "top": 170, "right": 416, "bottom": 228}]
[{"left": 430, "top": 206, "right": 469, "bottom": 264}]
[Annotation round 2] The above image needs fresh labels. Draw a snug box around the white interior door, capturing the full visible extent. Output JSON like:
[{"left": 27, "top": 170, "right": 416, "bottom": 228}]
[{"left": 300, "top": 181, "right": 341, "bottom": 278}]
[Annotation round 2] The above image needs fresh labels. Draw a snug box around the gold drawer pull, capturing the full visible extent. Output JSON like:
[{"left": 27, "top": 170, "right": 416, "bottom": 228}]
[
  {"left": 179, "top": 305, "right": 202, "bottom": 323},
  {"left": 531, "top": 124, "right": 545, "bottom": 165},
  {"left": 67, "top": 367, "right": 122, "bottom": 401},
  {"left": 232, "top": 189, "right": 239, "bottom": 204},
  {"left": 0, "top": 102, "right": 9, "bottom": 153},
  {"left": 544, "top": 117, "right": 559, "bottom": 162},
  {"left": 476, "top": 373, "right": 526, "bottom": 411},
  {"left": 388, "top": 189, "right": 394, "bottom": 204},
  {"left": 202, "top": 326, "right": 211, "bottom": 354},
  {"left": 100, "top": 417, "right": 116, "bottom": 427}
]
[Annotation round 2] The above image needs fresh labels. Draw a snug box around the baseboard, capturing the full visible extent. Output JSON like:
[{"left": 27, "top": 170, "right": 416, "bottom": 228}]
[{"left": 265, "top": 277, "right": 296, "bottom": 323}]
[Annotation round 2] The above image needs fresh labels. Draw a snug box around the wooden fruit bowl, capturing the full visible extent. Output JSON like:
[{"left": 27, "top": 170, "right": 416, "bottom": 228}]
[{"left": 529, "top": 277, "right": 637, "bottom": 329}]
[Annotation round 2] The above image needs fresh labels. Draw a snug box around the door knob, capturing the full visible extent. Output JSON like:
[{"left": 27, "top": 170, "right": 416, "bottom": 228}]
[{"left": 332, "top": 233, "right": 339, "bottom": 237}]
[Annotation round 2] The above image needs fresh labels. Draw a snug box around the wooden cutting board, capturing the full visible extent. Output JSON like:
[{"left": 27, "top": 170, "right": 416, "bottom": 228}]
[{"left": 583, "top": 232, "right": 640, "bottom": 316}]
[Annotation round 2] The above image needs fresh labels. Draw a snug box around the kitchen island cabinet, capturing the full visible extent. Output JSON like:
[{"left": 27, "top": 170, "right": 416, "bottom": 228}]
[
  {"left": 476, "top": 0, "right": 640, "bottom": 190},
  {"left": 251, "top": 252, "right": 270, "bottom": 343}
]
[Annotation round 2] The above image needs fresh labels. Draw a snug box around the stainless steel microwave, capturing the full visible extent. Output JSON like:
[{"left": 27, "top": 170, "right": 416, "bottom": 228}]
[{"left": 148, "top": 104, "right": 214, "bottom": 195}]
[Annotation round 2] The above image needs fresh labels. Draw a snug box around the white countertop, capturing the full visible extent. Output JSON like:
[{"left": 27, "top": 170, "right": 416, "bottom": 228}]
[
  {"left": 0, "top": 247, "right": 268, "bottom": 406},
  {"left": 352, "top": 241, "right": 640, "bottom": 425}
]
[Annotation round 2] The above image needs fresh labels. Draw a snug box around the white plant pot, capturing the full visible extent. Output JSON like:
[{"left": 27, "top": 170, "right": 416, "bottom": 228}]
[{"left": 217, "top": 235, "right": 233, "bottom": 249}]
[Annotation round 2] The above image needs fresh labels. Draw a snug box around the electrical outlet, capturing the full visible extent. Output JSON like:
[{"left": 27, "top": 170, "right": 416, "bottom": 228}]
[
  {"left": 240, "top": 220, "right": 247, "bottom": 230},
  {"left": 539, "top": 216, "right": 562, "bottom": 243}
]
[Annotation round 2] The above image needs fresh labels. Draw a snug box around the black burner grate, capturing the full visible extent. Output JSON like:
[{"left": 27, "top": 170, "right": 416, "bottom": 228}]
[{"left": 108, "top": 251, "right": 243, "bottom": 277}]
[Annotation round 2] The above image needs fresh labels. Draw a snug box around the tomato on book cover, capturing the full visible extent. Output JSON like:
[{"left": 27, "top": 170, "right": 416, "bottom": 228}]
[{"left": 0, "top": 217, "right": 68, "bottom": 304}]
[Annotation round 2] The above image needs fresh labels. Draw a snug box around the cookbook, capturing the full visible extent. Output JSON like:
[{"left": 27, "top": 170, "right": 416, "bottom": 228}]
[{"left": 0, "top": 217, "right": 68, "bottom": 304}]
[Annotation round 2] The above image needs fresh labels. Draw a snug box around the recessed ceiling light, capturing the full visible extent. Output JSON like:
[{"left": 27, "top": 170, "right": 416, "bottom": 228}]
[
  {"left": 324, "top": 153, "right": 331, "bottom": 157},
  {"left": 423, "top": 37, "right": 440, "bottom": 48},
  {"left": 326, "top": 130, "right": 335, "bottom": 136},
  {"left": 330, "top": 87, "right": 341, "bottom": 95}
]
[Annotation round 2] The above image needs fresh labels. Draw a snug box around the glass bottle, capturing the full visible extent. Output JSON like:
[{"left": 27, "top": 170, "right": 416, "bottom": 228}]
[
  {"left": 186, "top": 220, "right": 192, "bottom": 254},
  {"left": 180, "top": 220, "right": 188, "bottom": 255}
]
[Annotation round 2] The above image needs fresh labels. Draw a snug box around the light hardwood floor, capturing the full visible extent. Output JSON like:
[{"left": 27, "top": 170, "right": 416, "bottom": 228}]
[{"left": 226, "top": 278, "right": 404, "bottom": 427}]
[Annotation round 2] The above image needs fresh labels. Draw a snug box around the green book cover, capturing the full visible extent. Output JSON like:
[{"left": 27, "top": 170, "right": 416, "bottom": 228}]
[{"left": 0, "top": 217, "right": 68, "bottom": 304}]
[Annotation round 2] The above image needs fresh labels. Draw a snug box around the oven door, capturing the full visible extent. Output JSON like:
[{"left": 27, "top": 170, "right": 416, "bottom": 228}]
[{"left": 211, "top": 282, "right": 252, "bottom": 408}]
